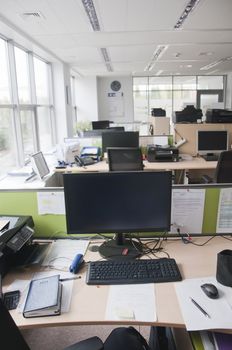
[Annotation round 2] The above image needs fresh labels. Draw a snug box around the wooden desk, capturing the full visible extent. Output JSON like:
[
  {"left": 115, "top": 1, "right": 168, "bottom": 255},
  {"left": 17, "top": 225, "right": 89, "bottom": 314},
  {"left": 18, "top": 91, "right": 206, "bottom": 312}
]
[
  {"left": 55, "top": 158, "right": 217, "bottom": 173},
  {"left": 4, "top": 236, "right": 232, "bottom": 330},
  {"left": 55, "top": 157, "right": 217, "bottom": 184}
]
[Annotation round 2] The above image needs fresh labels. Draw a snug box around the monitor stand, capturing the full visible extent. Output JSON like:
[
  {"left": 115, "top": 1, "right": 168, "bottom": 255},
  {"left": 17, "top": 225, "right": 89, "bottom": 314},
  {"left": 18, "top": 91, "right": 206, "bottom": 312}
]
[{"left": 98, "top": 232, "right": 143, "bottom": 260}]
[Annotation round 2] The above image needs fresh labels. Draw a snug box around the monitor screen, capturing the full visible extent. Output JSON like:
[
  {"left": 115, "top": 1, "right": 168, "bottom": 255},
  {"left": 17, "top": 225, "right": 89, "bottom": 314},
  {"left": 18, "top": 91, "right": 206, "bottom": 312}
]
[
  {"left": 102, "top": 131, "right": 139, "bottom": 153},
  {"left": 31, "top": 151, "right": 50, "bottom": 179},
  {"left": 197, "top": 130, "right": 228, "bottom": 155},
  {"left": 92, "top": 120, "right": 110, "bottom": 130},
  {"left": 63, "top": 171, "right": 172, "bottom": 259}
]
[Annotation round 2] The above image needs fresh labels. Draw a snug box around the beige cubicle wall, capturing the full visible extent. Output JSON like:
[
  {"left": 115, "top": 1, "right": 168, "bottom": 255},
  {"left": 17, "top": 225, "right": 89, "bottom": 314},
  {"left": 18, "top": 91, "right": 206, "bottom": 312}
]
[{"left": 174, "top": 123, "right": 232, "bottom": 156}]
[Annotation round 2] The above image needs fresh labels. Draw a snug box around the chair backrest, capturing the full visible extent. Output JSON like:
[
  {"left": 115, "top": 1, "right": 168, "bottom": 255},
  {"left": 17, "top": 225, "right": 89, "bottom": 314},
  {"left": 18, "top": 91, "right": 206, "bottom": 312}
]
[
  {"left": 215, "top": 150, "right": 232, "bottom": 183},
  {"left": 0, "top": 298, "right": 30, "bottom": 350},
  {"left": 107, "top": 147, "right": 144, "bottom": 171}
]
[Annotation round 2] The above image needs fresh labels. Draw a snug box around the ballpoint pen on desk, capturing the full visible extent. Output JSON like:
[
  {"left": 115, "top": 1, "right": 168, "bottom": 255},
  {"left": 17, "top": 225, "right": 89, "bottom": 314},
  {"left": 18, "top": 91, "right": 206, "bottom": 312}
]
[
  {"left": 60, "top": 276, "right": 81, "bottom": 282},
  {"left": 190, "top": 297, "right": 211, "bottom": 318}
]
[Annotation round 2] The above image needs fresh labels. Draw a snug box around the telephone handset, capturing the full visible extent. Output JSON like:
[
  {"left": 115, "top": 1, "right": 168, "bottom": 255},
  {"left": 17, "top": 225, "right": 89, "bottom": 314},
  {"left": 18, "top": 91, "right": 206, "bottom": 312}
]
[
  {"left": 74, "top": 155, "right": 95, "bottom": 167},
  {"left": 74, "top": 155, "right": 85, "bottom": 167}
]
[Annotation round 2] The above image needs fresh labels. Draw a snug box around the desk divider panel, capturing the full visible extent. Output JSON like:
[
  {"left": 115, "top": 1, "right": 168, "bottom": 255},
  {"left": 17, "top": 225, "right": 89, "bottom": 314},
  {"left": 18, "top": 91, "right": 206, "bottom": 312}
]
[{"left": 0, "top": 185, "right": 228, "bottom": 238}]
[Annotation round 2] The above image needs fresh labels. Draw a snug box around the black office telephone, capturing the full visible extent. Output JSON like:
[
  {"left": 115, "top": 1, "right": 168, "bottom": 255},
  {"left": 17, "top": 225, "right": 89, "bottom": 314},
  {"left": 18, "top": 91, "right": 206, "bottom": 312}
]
[{"left": 74, "top": 155, "right": 95, "bottom": 167}]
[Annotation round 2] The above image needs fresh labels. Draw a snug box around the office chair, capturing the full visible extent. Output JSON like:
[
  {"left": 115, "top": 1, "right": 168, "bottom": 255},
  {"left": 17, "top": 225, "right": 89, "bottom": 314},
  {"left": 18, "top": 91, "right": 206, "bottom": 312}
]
[
  {"left": 107, "top": 147, "right": 144, "bottom": 171},
  {"left": 202, "top": 150, "right": 232, "bottom": 183},
  {"left": 0, "top": 298, "right": 103, "bottom": 350}
]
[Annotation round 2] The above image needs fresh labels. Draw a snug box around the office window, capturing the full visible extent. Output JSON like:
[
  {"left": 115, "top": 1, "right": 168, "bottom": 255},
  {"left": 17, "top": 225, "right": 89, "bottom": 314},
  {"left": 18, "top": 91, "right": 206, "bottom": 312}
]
[
  {"left": 37, "top": 107, "right": 53, "bottom": 152},
  {"left": 0, "top": 36, "right": 55, "bottom": 176},
  {"left": 0, "top": 108, "right": 17, "bottom": 176},
  {"left": 149, "top": 76, "right": 172, "bottom": 90},
  {"left": 173, "top": 90, "right": 197, "bottom": 112},
  {"left": 133, "top": 75, "right": 225, "bottom": 122},
  {"left": 70, "top": 75, "right": 78, "bottom": 134},
  {"left": 197, "top": 76, "right": 223, "bottom": 89},
  {"left": 173, "top": 76, "right": 196, "bottom": 90},
  {"left": 0, "top": 38, "right": 10, "bottom": 104},
  {"left": 20, "top": 109, "right": 35, "bottom": 158},
  {"left": 133, "top": 77, "right": 149, "bottom": 121},
  {"left": 33, "top": 56, "right": 50, "bottom": 104},
  {"left": 14, "top": 46, "right": 31, "bottom": 104}
]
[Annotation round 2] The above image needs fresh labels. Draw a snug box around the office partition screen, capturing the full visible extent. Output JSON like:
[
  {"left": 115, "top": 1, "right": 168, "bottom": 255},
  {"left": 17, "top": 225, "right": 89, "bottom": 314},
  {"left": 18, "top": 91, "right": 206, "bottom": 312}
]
[
  {"left": 63, "top": 171, "right": 172, "bottom": 259},
  {"left": 102, "top": 131, "right": 139, "bottom": 153}
]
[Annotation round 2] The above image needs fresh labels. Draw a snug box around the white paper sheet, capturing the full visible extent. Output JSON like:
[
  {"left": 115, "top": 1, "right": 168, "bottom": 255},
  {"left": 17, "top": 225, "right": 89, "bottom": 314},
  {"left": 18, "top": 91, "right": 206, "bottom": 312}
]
[
  {"left": 105, "top": 284, "right": 156, "bottom": 322},
  {"left": 216, "top": 188, "right": 232, "bottom": 233},
  {"left": 170, "top": 188, "right": 205, "bottom": 234},
  {"left": 41, "top": 239, "right": 89, "bottom": 269},
  {"left": 175, "top": 276, "right": 232, "bottom": 331},
  {"left": 37, "top": 191, "right": 65, "bottom": 215}
]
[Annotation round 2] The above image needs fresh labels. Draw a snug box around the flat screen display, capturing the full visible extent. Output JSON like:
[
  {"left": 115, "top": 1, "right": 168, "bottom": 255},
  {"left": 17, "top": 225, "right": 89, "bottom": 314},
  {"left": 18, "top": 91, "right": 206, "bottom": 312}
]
[
  {"left": 197, "top": 130, "right": 228, "bottom": 155},
  {"left": 63, "top": 171, "right": 172, "bottom": 234},
  {"left": 102, "top": 131, "right": 139, "bottom": 153},
  {"left": 31, "top": 151, "right": 50, "bottom": 179}
]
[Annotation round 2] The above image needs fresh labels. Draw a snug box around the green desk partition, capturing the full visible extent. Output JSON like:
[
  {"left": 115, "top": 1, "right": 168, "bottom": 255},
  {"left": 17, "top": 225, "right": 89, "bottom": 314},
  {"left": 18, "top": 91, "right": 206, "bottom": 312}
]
[{"left": 0, "top": 186, "right": 225, "bottom": 238}]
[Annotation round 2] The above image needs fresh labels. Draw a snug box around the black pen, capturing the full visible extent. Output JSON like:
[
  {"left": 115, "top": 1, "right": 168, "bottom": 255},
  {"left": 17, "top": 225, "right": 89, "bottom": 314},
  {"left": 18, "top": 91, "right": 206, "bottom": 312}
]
[
  {"left": 190, "top": 297, "right": 211, "bottom": 318},
  {"left": 59, "top": 276, "right": 81, "bottom": 282}
]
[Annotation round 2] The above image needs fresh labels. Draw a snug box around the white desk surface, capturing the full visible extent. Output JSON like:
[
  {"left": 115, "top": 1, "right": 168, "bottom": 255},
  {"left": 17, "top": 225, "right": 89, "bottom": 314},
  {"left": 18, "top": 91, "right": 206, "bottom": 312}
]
[{"left": 4, "top": 236, "right": 232, "bottom": 330}]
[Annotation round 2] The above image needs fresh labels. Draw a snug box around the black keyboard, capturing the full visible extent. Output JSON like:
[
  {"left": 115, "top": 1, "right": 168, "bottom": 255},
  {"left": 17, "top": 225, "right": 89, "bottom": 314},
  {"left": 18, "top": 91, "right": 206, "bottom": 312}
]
[
  {"left": 86, "top": 258, "right": 182, "bottom": 285},
  {"left": 202, "top": 154, "right": 219, "bottom": 161}
]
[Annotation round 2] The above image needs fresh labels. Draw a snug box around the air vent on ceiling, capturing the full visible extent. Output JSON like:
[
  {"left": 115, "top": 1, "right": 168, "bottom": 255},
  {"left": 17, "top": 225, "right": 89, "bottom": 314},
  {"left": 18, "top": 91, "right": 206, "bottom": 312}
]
[{"left": 21, "top": 11, "right": 45, "bottom": 20}]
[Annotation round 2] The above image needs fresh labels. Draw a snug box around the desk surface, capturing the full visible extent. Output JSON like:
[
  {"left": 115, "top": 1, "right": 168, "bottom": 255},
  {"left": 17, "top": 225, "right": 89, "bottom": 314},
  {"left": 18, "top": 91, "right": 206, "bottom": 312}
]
[
  {"left": 55, "top": 157, "right": 217, "bottom": 173},
  {"left": 4, "top": 236, "right": 232, "bottom": 330}
]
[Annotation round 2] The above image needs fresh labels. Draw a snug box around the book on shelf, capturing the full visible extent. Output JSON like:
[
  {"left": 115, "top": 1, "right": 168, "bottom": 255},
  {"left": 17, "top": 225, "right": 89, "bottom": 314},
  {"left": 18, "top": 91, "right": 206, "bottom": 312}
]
[{"left": 23, "top": 274, "right": 62, "bottom": 318}]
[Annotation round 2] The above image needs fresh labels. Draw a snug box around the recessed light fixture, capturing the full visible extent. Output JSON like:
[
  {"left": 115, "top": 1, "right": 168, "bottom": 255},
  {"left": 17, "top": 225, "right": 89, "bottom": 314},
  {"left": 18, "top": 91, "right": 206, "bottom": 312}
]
[
  {"left": 81, "top": 1, "right": 113, "bottom": 72},
  {"left": 174, "top": 0, "right": 201, "bottom": 29},
  {"left": 199, "top": 52, "right": 213, "bottom": 56},
  {"left": 156, "top": 70, "right": 163, "bottom": 76},
  {"left": 173, "top": 52, "right": 181, "bottom": 58},
  {"left": 144, "top": 45, "right": 168, "bottom": 72},
  {"left": 81, "top": 0, "right": 100, "bottom": 31},
  {"left": 100, "top": 48, "right": 113, "bottom": 72},
  {"left": 200, "top": 56, "right": 232, "bottom": 70}
]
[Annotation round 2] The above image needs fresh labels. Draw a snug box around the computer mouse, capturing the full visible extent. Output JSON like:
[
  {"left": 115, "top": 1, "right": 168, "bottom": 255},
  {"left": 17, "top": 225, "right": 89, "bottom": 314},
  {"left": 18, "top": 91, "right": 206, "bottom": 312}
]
[{"left": 201, "top": 283, "right": 219, "bottom": 299}]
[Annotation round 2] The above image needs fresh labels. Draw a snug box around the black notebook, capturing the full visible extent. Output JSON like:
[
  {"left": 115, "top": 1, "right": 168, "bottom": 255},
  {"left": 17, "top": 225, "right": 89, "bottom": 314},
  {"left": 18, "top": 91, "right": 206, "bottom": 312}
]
[{"left": 23, "top": 274, "right": 62, "bottom": 318}]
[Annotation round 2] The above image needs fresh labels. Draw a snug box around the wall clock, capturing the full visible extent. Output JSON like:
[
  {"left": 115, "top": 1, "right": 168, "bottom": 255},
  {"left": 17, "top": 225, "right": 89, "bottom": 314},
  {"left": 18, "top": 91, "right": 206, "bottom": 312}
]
[{"left": 110, "top": 80, "right": 121, "bottom": 92}]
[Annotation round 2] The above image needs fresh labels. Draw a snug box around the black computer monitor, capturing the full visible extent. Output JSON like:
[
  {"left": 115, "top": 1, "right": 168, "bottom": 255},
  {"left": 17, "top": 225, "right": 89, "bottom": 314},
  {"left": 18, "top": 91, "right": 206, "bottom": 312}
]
[
  {"left": 102, "top": 131, "right": 139, "bottom": 154},
  {"left": 92, "top": 120, "right": 110, "bottom": 130},
  {"left": 63, "top": 171, "right": 172, "bottom": 259},
  {"left": 197, "top": 130, "right": 228, "bottom": 156},
  {"left": 31, "top": 151, "right": 50, "bottom": 179},
  {"left": 107, "top": 147, "right": 144, "bottom": 171}
]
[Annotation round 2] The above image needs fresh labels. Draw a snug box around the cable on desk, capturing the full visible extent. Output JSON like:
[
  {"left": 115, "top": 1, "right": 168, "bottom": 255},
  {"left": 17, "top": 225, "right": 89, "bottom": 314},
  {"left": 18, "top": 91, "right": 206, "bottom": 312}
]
[{"left": 130, "top": 233, "right": 170, "bottom": 259}]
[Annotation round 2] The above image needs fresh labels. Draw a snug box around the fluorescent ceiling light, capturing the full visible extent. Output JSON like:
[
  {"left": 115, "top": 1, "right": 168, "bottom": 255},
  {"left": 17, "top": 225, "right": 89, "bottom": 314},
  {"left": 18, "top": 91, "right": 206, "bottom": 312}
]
[
  {"left": 82, "top": 0, "right": 100, "bottom": 31},
  {"left": 100, "top": 48, "right": 113, "bottom": 72},
  {"left": 81, "top": 1, "right": 113, "bottom": 72},
  {"left": 200, "top": 56, "right": 232, "bottom": 70},
  {"left": 174, "top": 0, "right": 201, "bottom": 29},
  {"left": 144, "top": 45, "right": 168, "bottom": 72}
]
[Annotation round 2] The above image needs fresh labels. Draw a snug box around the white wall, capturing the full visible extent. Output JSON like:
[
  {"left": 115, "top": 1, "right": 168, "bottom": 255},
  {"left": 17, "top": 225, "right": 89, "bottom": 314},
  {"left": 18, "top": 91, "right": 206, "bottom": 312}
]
[
  {"left": 76, "top": 76, "right": 98, "bottom": 122},
  {"left": 53, "top": 62, "right": 73, "bottom": 142},
  {"left": 97, "top": 76, "right": 134, "bottom": 123}
]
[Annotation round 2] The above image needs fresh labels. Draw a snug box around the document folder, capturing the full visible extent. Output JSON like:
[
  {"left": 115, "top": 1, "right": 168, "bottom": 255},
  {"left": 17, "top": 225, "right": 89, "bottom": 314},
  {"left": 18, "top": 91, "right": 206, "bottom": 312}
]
[{"left": 23, "top": 274, "right": 62, "bottom": 318}]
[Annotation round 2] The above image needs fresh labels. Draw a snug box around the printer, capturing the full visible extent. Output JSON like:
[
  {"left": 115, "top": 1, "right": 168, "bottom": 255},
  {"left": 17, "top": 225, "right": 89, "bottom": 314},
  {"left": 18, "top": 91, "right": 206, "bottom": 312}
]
[
  {"left": 147, "top": 145, "right": 179, "bottom": 162},
  {"left": 0, "top": 215, "right": 48, "bottom": 277},
  {"left": 205, "top": 109, "right": 232, "bottom": 123}
]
